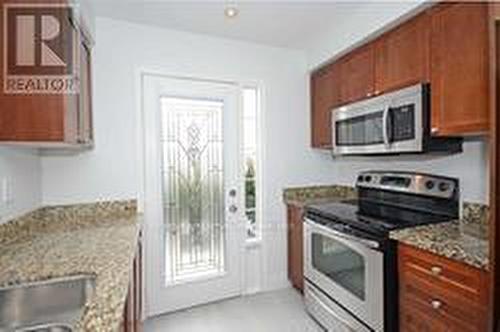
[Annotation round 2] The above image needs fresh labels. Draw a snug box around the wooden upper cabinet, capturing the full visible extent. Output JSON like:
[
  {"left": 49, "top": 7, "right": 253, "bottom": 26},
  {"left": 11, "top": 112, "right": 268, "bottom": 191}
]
[
  {"left": 0, "top": 3, "right": 93, "bottom": 147},
  {"left": 339, "top": 43, "right": 375, "bottom": 104},
  {"left": 310, "top": 63, "right": 340, "bottom": 148},
  {"left": 309, "top": 2, "right": 490, "bottom": 146},
  {"left": 375, "top": 13, "right": 430, "bottom": 93},
  {"left": 430, "top": 2, "right": 489, "bottom": 136}
]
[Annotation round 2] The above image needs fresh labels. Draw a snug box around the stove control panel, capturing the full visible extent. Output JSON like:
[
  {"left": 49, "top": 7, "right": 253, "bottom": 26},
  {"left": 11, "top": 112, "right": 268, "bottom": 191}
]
[{"left": 356, "top": 171, "right": 458, "bottom": 199}]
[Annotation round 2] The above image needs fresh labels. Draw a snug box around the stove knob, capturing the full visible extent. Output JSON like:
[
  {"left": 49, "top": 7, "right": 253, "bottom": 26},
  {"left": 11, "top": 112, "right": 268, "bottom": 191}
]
[
  {"left": 357, "top": 175, "right": 364, "bottom": 183},
  {"left": 364, "top": 175, "right": 372, "bottom": 183},
  {"left": 425, "top": 180, "right": 435, "bottom": 190},
  {"left": 439, "top": 182, "right": 450, "bottom": 192}
]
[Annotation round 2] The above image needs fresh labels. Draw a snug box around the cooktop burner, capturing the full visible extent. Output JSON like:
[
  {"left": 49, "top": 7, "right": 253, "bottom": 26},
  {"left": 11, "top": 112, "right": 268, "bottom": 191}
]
[{"left": 306, "top": 199, "right": 454, "bottom": 235}]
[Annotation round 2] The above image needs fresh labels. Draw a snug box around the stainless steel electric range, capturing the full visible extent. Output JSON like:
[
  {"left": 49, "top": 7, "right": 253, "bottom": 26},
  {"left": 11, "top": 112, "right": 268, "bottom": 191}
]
[{"left": 303, "top": 171, "right": 459, "bottom": 332}]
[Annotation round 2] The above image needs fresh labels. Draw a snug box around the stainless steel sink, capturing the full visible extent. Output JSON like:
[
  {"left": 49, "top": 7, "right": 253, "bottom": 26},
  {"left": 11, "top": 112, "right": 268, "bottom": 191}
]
[{"left": 0, "top": 275, "right": 96, "bottom": 332}]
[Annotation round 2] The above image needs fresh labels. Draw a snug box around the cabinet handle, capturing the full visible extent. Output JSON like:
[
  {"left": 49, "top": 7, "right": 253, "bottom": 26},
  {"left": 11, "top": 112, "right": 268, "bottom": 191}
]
[
  {"left": 431, "top": 127, "right": 439, "bottom": 134},
  {"left": 430, "top": 266, "right": 442, "bottom": 276},
  {"left": 431, "top": 300, "right": 442, "bottom": 310}
]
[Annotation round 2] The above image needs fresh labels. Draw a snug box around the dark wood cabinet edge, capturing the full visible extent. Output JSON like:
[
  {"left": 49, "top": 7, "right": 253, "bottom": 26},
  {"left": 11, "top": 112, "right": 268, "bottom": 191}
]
[
  {"left": 312, "top": 144, "right": 333, "bottom": 150},
  {"left": 332, "top": 79, "right": 430, "bottom": 108},
  {"left": 489, "top": 4, "right": 500, "bottom": 332},
  {"left": 432, "top": 122, "right": 491, "bottom": 137}
]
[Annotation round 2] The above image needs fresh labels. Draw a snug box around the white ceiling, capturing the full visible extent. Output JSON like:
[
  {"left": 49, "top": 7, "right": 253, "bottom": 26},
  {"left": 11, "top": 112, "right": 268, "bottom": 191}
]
[{"left": 88, "top": 1, "right": 374, "bottom": 50}]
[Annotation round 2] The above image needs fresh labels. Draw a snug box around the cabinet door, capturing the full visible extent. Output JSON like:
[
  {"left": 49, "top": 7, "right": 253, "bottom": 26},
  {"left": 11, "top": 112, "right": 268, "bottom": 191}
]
[
  {"left": 339, "top": 43, "right": 375, "bottom": 104},
  {"left": 400, "top": 298, "right": 448, "bottom": 332},
  {"left": 0, "top": 5, "right": 91, "bottom": 145},
  {"left": 375, "top": 13, "right": 430, "bottom": 93},
  {"left": 310, "top": 63, "right": 340, "bottom": 148},
  {"left": 399, "top": 243, "right": 490, "bottom": 332},
  {"left": 287, "top": 205, "right": 304, "bottom": 292},
  {"left": 430, "top": 3, "right": 489, "bottom": 136}
]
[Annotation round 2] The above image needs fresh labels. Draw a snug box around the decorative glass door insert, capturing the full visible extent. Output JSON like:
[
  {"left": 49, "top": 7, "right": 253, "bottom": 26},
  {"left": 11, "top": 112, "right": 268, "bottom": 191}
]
[{"left": 161, "top": 97, "right": 225, "bottom": 285}]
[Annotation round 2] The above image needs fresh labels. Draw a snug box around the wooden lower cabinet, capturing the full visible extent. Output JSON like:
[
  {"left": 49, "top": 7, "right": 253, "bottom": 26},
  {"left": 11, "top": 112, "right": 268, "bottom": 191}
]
[
  {"left": 287, "top": 204, "right": 304, "bottom": 292},
  {"left": 399, "top": 243, "right": 489, "bottom": 332},
  {"left": 120, "top": 233, "right": 143, "bottom": 332}
]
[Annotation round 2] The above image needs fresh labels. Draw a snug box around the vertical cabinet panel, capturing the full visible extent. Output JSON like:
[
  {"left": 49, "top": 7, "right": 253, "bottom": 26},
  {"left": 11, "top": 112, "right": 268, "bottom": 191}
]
[
  {"left": 121, "top": 233, "right": 143, "bottom": 332},
  {"left": 287, "top": 205, "right": 304, "bottom": 292},
  {"left": 339, "top": 43, "right": 375, "bottom": 104},
  {"left": 310, "top": 63, "right": 340, "bottom": 148},
  {"left": 375, "top": 13, "right": 430, "bottom": 93},
  {"left": 430, "top": 3, "right": 489, "bottom": 136}
]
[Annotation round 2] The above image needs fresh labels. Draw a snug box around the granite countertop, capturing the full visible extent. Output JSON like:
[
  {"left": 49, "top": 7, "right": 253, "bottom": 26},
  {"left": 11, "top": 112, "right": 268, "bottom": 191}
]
[
  {"left": 283, "top": 185, "right": 356, "bottom": 207},
  {"left": 0, "top": 200, "right": 141, "bottom": 332},
  {"left": 390, "top": 203, "right": 490, "bottom": 270}
]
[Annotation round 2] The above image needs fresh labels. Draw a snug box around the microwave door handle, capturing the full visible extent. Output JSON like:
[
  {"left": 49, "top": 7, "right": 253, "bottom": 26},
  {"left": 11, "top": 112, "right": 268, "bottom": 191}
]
[
  {"left": 305, "top": 219, "right": 380, "bottom": 250},
  {"left": 382, "top": 106, "right": 390, "bottom": 146},
  {"left": 383, "top": 106, "right": 394, "bottom": 146}
]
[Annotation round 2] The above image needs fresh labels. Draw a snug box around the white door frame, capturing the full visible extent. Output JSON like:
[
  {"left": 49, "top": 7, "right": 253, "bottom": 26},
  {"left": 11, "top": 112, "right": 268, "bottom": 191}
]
[{"left": 138, "top": 70, "right": 247, "bottom": 318}]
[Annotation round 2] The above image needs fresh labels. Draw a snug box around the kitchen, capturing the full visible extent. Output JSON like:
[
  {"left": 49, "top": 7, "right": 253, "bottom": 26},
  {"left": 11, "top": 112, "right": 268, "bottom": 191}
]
[{"left": 0, "top": 1, "right": 498, "bottom": 332}]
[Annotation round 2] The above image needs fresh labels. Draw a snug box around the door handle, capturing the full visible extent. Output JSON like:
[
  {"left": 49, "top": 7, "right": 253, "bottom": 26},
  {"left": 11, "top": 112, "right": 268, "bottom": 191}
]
[
  {"left": 305, "top": 219, "right": 380, "bottom": 250},
  {"left": 229, "top": 205, "right": 238, "bottom": 213}
]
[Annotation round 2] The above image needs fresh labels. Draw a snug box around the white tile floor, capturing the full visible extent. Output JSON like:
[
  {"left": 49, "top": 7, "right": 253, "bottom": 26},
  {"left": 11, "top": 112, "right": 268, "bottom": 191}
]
[{"left": 144, "top": 288, "right": 324, "bottom": 332}]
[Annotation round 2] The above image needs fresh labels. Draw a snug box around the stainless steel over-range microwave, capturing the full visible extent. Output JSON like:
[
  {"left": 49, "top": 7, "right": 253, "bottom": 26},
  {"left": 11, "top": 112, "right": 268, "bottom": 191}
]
[{"left": 331, "top": 84, "right": 462, "bottom": 156}]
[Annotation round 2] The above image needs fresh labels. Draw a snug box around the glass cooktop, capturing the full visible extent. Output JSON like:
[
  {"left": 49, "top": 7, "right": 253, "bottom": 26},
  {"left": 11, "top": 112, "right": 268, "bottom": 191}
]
[{"left": 306, "top": 199, "right": 453, "bottom": 235}]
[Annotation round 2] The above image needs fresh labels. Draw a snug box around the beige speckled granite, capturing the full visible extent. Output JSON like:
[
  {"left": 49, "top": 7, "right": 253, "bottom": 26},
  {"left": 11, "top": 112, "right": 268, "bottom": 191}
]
[
  {"left": 390, "top": 202, "right": 489, "bottom": 270},
  {"left": 0, "top": 200, "right": 141, "bottom": 332},
  {"left": 283, "top": 185, "right": 356, "bottom": 207}
]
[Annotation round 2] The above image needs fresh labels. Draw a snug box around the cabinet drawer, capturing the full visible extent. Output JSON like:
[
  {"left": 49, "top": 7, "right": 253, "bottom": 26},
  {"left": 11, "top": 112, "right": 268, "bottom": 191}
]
[
  {"left": 401, "top": 272, "right": 488, "bottom": 331},
  {"left": 400, "top": 296, "right": 482, "bottom": 332},
  {"left": 398, "top": 243, "right": 488, "bottom": 306}
]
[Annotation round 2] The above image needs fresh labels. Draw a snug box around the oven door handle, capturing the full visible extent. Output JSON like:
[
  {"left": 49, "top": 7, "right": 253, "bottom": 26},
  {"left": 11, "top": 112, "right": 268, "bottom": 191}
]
[{"left": 305, "top": 219, "right": 380, "bottom": 250}]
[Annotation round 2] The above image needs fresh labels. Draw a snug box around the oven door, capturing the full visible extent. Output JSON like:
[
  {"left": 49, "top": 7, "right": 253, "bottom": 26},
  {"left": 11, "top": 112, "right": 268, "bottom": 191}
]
[
  {"left": 304, "top": 219, "right": 384, "bottom": 332},
  {"left": 332, "top": 84, "right": 423, "bottom": 155}
]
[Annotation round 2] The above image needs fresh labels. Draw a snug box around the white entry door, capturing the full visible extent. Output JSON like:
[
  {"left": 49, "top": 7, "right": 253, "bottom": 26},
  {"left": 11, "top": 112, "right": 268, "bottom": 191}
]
[{"left": 142, "top": 74, "right": 245, "bottom": 316}]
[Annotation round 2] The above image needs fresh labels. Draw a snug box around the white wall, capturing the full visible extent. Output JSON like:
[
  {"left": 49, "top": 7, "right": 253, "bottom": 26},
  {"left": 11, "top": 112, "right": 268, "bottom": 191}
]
[
  {"left": 0, "top": 148, "right": 41, "bottom": 223},
  {"left": 312, "top": 140, "right": 489, "bottom": 204}
]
